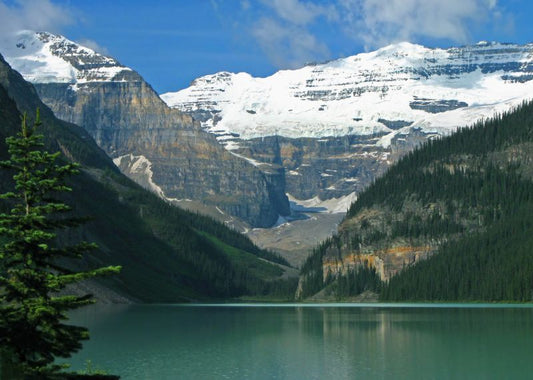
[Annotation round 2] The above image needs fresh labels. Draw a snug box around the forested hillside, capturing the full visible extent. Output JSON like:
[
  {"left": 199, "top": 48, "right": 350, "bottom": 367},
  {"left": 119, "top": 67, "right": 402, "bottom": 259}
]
[
  {"left": 299, "top": 100, "right": 533, "bottom": 302},
  {"left": 0, "top": 54, "right": 296, "bottom": 302}
]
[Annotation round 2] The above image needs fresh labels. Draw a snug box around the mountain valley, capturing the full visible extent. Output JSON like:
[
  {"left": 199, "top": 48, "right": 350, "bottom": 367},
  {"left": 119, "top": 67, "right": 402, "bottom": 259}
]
[{"left": 2, "top": 31, "right": 533, "bottom": 270}]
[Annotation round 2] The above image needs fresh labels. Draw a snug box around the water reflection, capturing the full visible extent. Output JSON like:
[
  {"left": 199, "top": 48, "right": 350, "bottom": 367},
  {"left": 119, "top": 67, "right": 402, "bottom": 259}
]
[{"left": 68, "top": 305, "right": 533, "bottom": 379}]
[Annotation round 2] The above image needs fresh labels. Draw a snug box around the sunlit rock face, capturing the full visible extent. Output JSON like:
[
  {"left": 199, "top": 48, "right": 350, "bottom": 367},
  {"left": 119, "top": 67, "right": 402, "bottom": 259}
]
[
  {"left": 2, "top": 31, "right": 289, "bottom": 227},
  {"left": 6, "top": 31, "right": 533, "bottom": 228}
]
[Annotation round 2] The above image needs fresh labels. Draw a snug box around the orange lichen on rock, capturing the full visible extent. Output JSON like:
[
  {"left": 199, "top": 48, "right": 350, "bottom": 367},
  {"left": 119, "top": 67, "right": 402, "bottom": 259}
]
[{"left": 323, "top": 245, "right": 434, "bottom": 282}]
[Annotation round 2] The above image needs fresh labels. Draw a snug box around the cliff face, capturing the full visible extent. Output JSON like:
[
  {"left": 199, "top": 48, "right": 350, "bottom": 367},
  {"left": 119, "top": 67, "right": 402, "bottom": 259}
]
[
  {"left": 32, "top": 80, "right": 192, "bottom": 152},
  {"left": 35, "top": 80, "right": 288, "bottom": 226},
  {"left": 295, "top": 204, "right": 440, "bottom": 299},
  {"left": 3, "top": 31, "right": 288, "bottom": 227},
  {"left": 233, "top": 129, "right": 432, "bottom": 201},
  {"left": 321, "top": 247, "right": 432, "bottom": 283}
]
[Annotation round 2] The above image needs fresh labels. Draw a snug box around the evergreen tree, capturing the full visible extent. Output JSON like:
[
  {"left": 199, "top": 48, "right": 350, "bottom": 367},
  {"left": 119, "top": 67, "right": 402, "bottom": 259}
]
[{"left": 0, "top": 111, "right": 120, "bottom": 378}]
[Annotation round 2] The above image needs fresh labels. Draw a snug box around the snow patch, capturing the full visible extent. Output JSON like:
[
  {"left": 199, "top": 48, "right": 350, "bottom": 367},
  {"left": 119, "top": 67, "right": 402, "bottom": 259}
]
[
  {"left": 229, "top": 151, "right": 271, "bottom": 167},
  {"left": 113, "top": 154, "right": 181, "bottom": 204},
  {"left": 2, "top": 30, "right": 132, "bottom": 86},
  {"left": 288, "top": 192, "right": 357, "bottom": 214}
]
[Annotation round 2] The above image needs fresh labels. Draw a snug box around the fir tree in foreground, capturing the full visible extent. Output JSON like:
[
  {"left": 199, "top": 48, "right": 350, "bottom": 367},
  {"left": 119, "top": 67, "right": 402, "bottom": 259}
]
[{"left": 0, "top": 111, "right": 120, "bottom": 379}]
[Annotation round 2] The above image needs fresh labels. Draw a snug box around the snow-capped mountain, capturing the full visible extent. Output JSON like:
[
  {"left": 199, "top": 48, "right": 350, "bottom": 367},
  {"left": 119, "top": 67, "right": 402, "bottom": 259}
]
[
  {"left": 4, "top": 30, "right": 533, "bottom": 253},
  {"left": 0, "top": 30, "right": 137, "bottom": 85},
  {"left": 162, "top": 41, "right": 533, "bottom": 149},
  {"left": 157, "top": 41, "right": 533, "bottom": 248},
  {"left": 0, "top": 30, "right": 290, "bottom": 228}
]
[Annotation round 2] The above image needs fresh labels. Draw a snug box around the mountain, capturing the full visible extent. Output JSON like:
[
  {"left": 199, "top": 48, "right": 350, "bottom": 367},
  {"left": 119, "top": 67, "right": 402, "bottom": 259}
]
[
  {"left": 0, "top": 30, "right": 289, "bottom": 228},
  {"left": 162, "top": 41, "right": 533, "bottom": 202},
  {"left": 160, "top": 41, "right": 533, "bottom": 262},
  {"left": 5, "top": 31, "right": 533, "bottom": 264},
  {"left": 297, "top": 100, "right": 533, "bottom": 301},
  {"left": 0, "top": 53, "right": 297, "bottom": 302}
]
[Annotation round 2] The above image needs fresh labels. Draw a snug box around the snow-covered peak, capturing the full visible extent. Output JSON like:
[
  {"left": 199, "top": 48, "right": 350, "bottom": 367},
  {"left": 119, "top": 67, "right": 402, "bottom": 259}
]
[
  {"left": 372, "top": 41, "right": 429, "bottom": 58},
  {"left": 0, "top": 30, "right": 134, "bottom": 85},
  {"left": 162, "top": 41, "right": 533, "bottom": 146}
]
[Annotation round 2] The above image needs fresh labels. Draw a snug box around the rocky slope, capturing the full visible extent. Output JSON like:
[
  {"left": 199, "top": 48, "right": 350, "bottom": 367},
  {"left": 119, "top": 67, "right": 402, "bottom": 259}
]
[{"left": 0, "top": 31, "right": 288, "bottom": 227}]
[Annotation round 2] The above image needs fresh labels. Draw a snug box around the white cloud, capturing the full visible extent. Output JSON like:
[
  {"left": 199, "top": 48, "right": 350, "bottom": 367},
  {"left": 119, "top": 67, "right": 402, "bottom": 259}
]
[
  {"left": 252, "top": 17, "right": 330, "bottom": 68},
  {"left": 222, "top": 0, "right": 511, "bottom": 69},
  {"left": 249, "top": 0, "right": 337, "bottom": 68},
  {"left": 262, "top": 0, "right": 338, "bottom": 25},
  {"left": 241, "top": 0, "right": 251, "bottom": 11},
  {"left": 0, "top": 0, "right": 73, "bottom": 36},
  {"left": 339, "top": 0, "right": 501, "bottom": 49}
]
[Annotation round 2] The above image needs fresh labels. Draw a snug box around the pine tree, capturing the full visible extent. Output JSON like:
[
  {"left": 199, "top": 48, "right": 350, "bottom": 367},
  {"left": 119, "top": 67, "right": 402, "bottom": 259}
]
[{"left": 0, "top": 111, "right": 120, "bottom": 378}]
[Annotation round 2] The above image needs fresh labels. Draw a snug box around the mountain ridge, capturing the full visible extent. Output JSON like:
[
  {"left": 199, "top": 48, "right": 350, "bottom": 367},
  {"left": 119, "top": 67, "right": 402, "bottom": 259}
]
[
  {"left": 162, "top": 40, "right": 533, "bottom": 143},
  {"left": 1, "top": 30, "right": 290, "bottom": 228}
]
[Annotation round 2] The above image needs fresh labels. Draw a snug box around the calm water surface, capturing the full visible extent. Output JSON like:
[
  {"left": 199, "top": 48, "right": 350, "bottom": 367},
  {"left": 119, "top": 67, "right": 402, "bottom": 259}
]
[{"left": 68, "top": 304, "right": 533, "bottom": 379}]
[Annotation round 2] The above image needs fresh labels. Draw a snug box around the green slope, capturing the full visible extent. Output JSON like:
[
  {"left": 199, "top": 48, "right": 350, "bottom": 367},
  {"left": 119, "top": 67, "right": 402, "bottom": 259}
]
[
  {"left": 300, "top": 101, "right": 533, "bottom": 302},
  {"left": 0, "top": 55, "right": 295, "bottom": 302}
]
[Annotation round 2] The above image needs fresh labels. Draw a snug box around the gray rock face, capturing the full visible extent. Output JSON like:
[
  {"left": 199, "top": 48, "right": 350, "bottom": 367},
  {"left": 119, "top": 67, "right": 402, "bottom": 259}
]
[
  {"left": 409, "top": 97, "right": 468, "bottom": 113},
  {"left": 229, "top": 127, "right": 437, "bottom": 201},
  {"left": 32, "top": 81, "right": 192, "bottom": 154},
  {"left": 4, "top": 31, "right": 289, "bottom": 227},
  {"left": 234, "top": 135, "right": 387, "bottom": 200},
  {"left": 34, "top": 80, "right": 288, "bottom": 227}
]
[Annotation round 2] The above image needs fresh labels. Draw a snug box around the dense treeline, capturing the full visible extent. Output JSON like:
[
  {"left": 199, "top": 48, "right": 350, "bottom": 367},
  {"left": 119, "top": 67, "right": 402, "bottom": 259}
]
[
  {"left": 348, "top": 100, "right": 533, "bottom": 219},
  {"left": 299, "top": 239, "right": 382, "bottom": 300},
  {"left": 300, "top": 100, "right": 533, "bottom": 301},
  {"left": 382, "top": 204, "right": 533, "bottom": 301},
  {"left": 298, "top": 240, "right": 330, "bottom": 299},
  {"left": 142, "top": 194, "right": 290, "bottom": 267},
  {"left": 105, "top": 179, "right": 295, "bottom": 299},
  {"left": 329, "top": 264, "right": 382, "bottom": 299}
]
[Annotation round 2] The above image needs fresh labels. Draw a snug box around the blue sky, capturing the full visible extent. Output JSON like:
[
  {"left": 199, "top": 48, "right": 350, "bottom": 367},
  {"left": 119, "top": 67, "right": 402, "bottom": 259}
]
[{"left": 1, "top": 0, "right": 533, "bottom": 93}]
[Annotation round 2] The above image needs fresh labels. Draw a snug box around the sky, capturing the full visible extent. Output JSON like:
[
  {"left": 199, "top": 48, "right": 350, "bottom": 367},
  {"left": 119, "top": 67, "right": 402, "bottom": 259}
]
[{"left": 1, "top": 0, "right": 533, "bottom": 94}]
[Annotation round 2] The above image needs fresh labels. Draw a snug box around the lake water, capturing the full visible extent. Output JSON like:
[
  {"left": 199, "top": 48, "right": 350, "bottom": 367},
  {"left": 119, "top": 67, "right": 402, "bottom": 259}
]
[{"left": 67, "top": 304, "right": 533, "bottom": 379}]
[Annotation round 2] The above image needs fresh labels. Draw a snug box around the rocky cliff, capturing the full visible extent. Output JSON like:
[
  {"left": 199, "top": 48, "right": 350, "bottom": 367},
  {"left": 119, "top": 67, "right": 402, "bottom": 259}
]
[
  {"left": 232, "top": 129, "right": 432, "bottom": 201},
  {"left": 1, "top": 31, "right": 289, "bottom": 227}
]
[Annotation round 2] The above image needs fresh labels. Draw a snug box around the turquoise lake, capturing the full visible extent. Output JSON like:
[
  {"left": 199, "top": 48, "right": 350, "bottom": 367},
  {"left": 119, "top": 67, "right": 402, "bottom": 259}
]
[{"left": 67, "top": 304, "right": 533, "bottom": 379}]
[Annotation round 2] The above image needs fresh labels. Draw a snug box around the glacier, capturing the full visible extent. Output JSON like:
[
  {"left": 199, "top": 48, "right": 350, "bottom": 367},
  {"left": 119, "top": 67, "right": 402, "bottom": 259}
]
[{"left": 162, "top": 41, "right": 533, "bottom": 149}]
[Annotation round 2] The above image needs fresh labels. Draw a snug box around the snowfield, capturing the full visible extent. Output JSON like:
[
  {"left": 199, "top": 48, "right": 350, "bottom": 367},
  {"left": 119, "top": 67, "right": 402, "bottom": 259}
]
[
  {"left": 1, "top": 30, "right": 132, "bottom": 85},
  {"left": 161, "top": 41, "right": 533, "bottom": 148}
]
